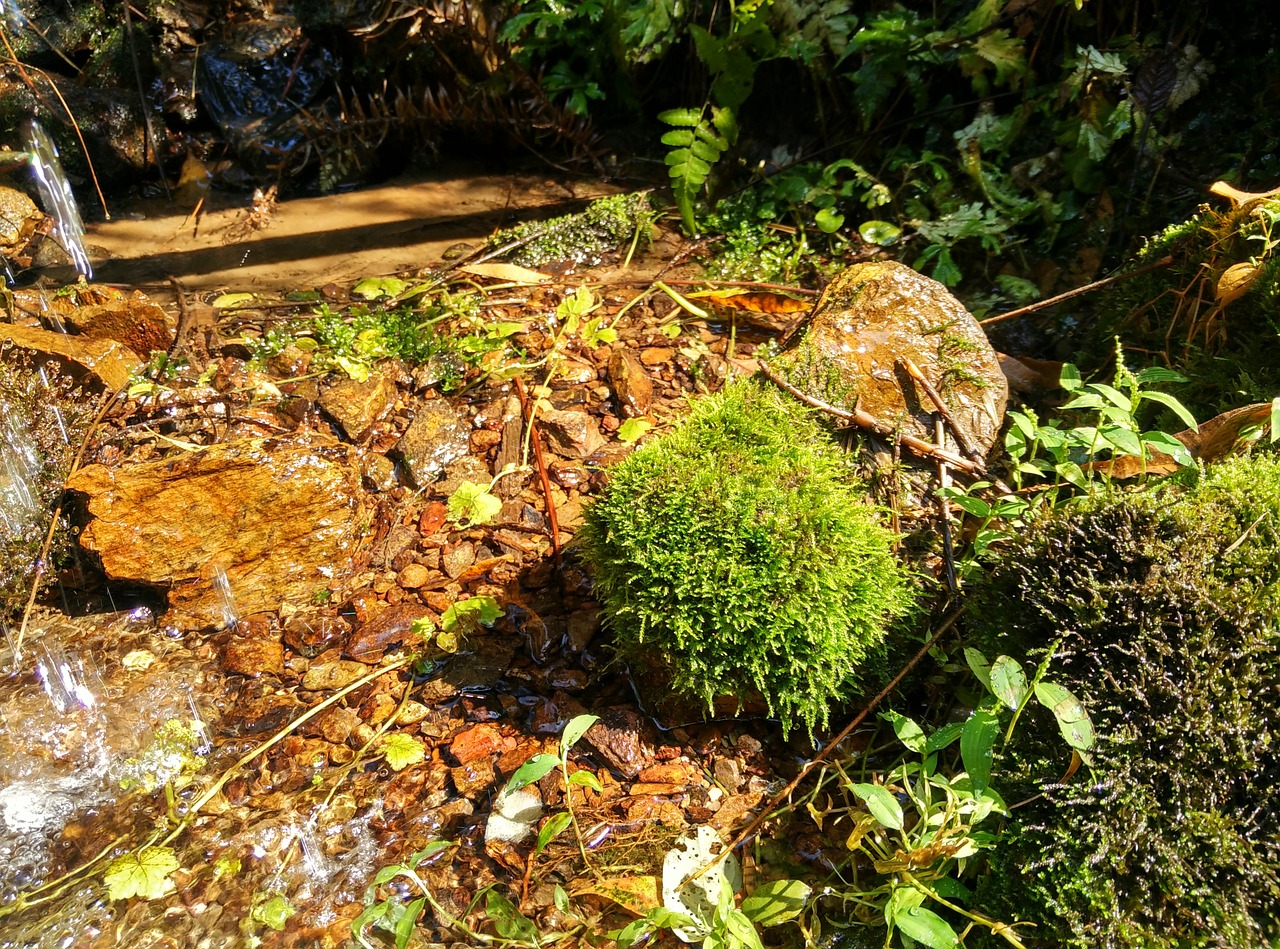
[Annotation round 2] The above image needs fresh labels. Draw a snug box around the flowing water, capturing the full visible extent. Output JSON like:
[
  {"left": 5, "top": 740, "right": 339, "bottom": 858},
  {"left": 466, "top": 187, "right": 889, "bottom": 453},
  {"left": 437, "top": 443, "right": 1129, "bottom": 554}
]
[{"left": 20, "top": 120, "right": 93, "bottom": 281}]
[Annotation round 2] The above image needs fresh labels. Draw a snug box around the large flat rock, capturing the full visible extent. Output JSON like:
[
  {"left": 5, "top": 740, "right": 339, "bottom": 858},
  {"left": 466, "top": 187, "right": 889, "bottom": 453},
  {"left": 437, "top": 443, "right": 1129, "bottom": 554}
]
[{"left": 67, "top": 435, "right": 369, "bottom": 629}]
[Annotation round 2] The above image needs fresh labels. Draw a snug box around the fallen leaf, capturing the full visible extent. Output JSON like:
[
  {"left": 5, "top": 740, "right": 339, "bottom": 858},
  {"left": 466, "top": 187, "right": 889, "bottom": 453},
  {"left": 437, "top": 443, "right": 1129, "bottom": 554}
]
[
  {"left": 1091, "top": 401, "right": 1273, "bottom": 478},
  {"left": 686, "top": 288, "right": 811, "bottom": 314},
  {"left": 569, "top": 875, "right": 662, "bottom": 916},
  {"left": 458, "top": 262, "right": 552, "bottom": 284},
  {"left": 1216, "top": 262, "right": 1262, "bottom": 306},
  {"left": 1208, "top": 180, "right": 1280, "bottom": 208},
  {"left": 104, "top": 846, "right": 179, "bottom": 901}
]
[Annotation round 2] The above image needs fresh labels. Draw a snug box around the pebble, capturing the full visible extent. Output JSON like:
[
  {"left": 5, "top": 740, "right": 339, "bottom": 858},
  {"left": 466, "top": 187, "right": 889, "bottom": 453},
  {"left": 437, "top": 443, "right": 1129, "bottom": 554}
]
[{"left": 397, "top": 563, "right": 431, "bottom": 589}]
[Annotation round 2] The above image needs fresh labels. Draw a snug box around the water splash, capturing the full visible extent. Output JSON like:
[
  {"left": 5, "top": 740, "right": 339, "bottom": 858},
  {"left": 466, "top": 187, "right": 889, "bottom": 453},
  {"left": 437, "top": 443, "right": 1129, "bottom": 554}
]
[
  {"left": 34, "top": 641, "right": 102, "bottom": 713},
  {"left": 0, "top": 402, "right": 42, "bottom": 537},
  {"left": 211, "top": 565, "right": 240, "bottom": 628},
  {"left": 21, "top": 119, "right": 92, "bottom": 280}
]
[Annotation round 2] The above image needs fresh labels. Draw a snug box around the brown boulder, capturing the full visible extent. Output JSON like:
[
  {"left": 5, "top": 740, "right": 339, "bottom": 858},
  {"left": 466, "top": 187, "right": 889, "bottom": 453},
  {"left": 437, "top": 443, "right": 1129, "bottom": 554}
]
[{"left": 67, "top": 435, "right": 369, "bottom": 629}]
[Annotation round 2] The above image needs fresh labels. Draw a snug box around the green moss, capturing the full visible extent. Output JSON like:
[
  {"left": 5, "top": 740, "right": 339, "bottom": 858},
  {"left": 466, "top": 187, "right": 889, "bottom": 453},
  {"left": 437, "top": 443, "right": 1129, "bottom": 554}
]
[
  {"left": 490, "top": 192, "right": 654, "bottom": 268},
  {"left": 969, "top": 455, "right": 1280, "bottom": 948},
  {"left": 576, "top": 378, "right": 918, "bottom": 737}
]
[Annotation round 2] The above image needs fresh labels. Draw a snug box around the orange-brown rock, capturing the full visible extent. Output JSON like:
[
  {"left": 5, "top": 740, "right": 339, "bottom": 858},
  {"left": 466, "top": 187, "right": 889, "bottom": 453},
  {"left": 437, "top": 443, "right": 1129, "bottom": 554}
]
[
  {"left": 62, "top": 291, "right": 173, "bottom": 359},
  {"left": 449, "top": 723, "right": 504, "bottom": 765},
  {"left": 67, "top": 435, "right": 369, "bottom": 629},
  {"left": 1, "top": 321, "right": 141, "bottom": 390}
]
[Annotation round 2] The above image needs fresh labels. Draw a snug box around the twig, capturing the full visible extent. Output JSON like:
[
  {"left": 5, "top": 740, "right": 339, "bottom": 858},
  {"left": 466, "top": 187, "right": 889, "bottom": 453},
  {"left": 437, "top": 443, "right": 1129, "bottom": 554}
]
[
  {"left": 758, "top": 361, "right": 985, "bottom": 475},
  {"left": 898, "top": 356, "right": 983, "bottom": 463},
  {"left": 979, "top": 255, "right": 1175, "bottom": 327},
  {"left": 708, "top": 608, "right": 964, "bottom": 868},
  {"left": 935, "top": 417, "right": 958, "bottom": 594},
  {"left": 514, "top": 376, "right": 561, "bottom": 567}
]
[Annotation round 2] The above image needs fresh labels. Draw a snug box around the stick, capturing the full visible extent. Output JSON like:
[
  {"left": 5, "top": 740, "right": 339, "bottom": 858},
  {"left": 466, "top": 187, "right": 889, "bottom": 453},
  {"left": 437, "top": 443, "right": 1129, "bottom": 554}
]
[
  {"left": 898, "top": 356, "right": 983, "bottom": 463},
  {"left": 514, "top": 376, "right": 561, "bottom": 567},
  {"left": 979, "top": 255, "right": 1175, "bottom": 327},
  {"left": 758, "top": 361, "right": 985, "bottom": 475}
]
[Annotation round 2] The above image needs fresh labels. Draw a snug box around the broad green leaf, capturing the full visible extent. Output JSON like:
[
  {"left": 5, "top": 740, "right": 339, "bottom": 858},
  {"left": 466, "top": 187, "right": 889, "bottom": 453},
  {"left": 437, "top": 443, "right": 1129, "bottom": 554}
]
[
  {"left": 724, "top": 908, "right": 766, "bottom": 949},
  {"left": 1088, "top": 382, "right": 1133, "bottom": 412},
  {"left": 408, "top": 840, "right": 455, "bottom": 867},
  {"left": 441, "top": 595, "right": 503, "bottom": 633},
  {"left": 554, "top": 884, "right": 570, "bottom": 913},
  {"left": 211, "top": 291, "right": 256, "bottom": 309},
  {"left": 858, "top": 220, "right": 902, "bottom": 245},
  {"left": 1134, "top": 366, "right": 1188, "bottom": 385},
  {"left": 613, "top": 918, "right": 651, "bottom": 949},
  {"left": 104, "top": 846, "right": 179, "bottom": 901},
  {"left": 990, "top": 655, "right": 1029, "bottom": 710},
  {"left": 815, "top": 207, "right": 845, "bottom": 232},
  {"left": 1141, "top": 431, "right": 1193, "bottom": 466},
  {"left": 658, "top": 107, "right": 703, "bottom": 127},
  {"left": 710, "top": 106, "right": 739, "bottom": 143},
  {"left": 1140, "top": 390, "right": 1199, "bottom": 431},
  {"left": 894, "top": 904, "right": 960, "bottom": 948},
  {"left": 569, "top": 769, "right": 604, "bottom": 793},
  {"left": 447, "top": 480, "right": 503, "bottom": 528},
  {"left": 850, "top": 783, "right": 904, "bottom": 830},
  {"left": 1034, "top": 681, "right": 1096, "bottom": 752},
  {"left": 740, "top": 879, "right": 811, "bottom": 926},
  {"left": 381, "top": 733, "right": 426, "bottom": 772},
  {"left": 485, "top": 889, "right": 540, "bottom": 943},
  {"left": 925, "top": 721, "right": 966, "bottom": 754},
  {"left": 504, "top": 753, "right": 558, "bottom": 794},
  {"left": 964, "top": 647, "right": 993, "bottom": 693},
  {"left": 1103, "top": 427, "right": 1143, "bottom": 456},
  {"left": 1059, "top": 363, "right": 1083, "bottom": 391},
  {"left": 689, "top": 138, "right": 723, "bottom": 163},
  {"left": 617, "top": 418, "right": 653, "bottom": 444},
  {"left": 1271, "top": 396, "right": 1280, "bottom": 444},
  {"left": 251, "top": 893, "right": 296, "bottom": 931},
  {"left": 947, "top": 493, "right": 993, "bottom": 518},
  {"left": 880, "top": 709, "right": 927, "bottom": 753},
  {"left": 561, "top": 713, "right": 599, "bottom": 751},
  {"left": 536, "top": 811, "right": 573, "bottom": 854},
  {"left": 961, "top": 708, "right": 1000, "bottom": 795},
  {"left": 661, "top": 129, "right": 696, "bottom": 147}
]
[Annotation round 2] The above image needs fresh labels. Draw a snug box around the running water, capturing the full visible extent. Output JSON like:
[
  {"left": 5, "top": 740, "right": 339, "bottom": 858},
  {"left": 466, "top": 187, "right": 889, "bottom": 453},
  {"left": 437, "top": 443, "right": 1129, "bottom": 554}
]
[{"left": 20, "top": 119, "right": 92, "bottom": 280}]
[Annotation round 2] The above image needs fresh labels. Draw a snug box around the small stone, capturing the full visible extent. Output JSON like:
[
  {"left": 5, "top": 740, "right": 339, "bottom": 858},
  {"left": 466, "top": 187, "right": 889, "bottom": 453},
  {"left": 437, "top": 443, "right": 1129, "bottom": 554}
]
[
  {"left": 638, "top": 761, "right": 701, "bottom": 786},
  {"left": 318, "top": 372, "right": 397, "bottom": 441},
  {"left": 397, "top": 563, "right": 431, "bottom": 589},
  {"left": 302, "top": 659, "right": 371, "bottom": 691},
  {"left": 640, "top": 347, "right": 674, "bottom": 366},
  {"left": 451, "top": 758, "right": 496, "bottom": 796},
  {"left": 539, "top": 408, "right": 606, "bottom": 460},
  {"left": 471, "top": 429, "right": 502, "bottom": 451},
  {"left": 395, "top": 398, "right": 471, "bottom": 488},
  {"left": 627, "top": 782, "right": 685, "bottom": 797},
  {"left": 346, "top": 602, "right": 434, "bottom": 661},
  {"left": 713, "top": 757, "right": 743, "bottom": 792},
  {"left": 450, "top": 723, "right": 504, "bottom": 764},
  {"left": 442, "top": 541, "right": 476, "bottom": 579},
  {"left": 608, "top": 350, "right": 654, "bottom": 418},
  {"left": 565, "top": 610, "right": 600, "bottom": 653},
  {"left": 221, "top": 635, "right": 284, "bottom": 677},
  {"left": 418, "top": 500, "right": 449, "bottom": 537}
]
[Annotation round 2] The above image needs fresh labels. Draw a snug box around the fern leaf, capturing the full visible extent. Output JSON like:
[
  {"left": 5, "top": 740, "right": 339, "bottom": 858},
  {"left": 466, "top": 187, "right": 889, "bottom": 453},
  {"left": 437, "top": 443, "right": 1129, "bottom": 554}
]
[
  {"left": 660, "top": 129, "right": 696, "bottom": 147},
  {"left": 658, "top": 108, "right": 703, "bottom": 127}
]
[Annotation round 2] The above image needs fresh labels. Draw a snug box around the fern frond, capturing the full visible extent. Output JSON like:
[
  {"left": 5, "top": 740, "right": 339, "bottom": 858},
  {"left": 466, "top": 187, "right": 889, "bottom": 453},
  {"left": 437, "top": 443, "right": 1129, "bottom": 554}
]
[{"left": 659, "top": 103, "right": 738, "bottom": 234}]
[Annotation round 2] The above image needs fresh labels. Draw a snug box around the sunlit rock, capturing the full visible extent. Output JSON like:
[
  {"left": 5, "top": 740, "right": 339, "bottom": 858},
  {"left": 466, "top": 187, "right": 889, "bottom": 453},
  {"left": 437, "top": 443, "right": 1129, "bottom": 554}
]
[
  {"left": 769, "top": 260, "right": 1008, "bottom": 455},
  {"left": 67, "top": 435, "right": 369, "bottom": 630},
  {"left": 1, "top": 322, "right": 142, "bottom": 391}
]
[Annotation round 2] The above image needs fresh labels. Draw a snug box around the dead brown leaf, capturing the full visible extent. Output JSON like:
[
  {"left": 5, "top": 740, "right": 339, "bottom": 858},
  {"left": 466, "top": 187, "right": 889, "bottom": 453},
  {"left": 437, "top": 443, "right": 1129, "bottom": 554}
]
[
  {"left": 686, "top": 288, "right": 810, "bottom": 315},
  {"left": 1090, "top": 401, "right": 1273, "bottom": 479}
]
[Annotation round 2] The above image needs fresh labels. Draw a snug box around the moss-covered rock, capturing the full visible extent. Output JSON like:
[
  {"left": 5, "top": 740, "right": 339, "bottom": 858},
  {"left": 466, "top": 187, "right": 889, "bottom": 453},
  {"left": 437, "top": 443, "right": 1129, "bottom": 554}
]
[
  {"left": 576, "top": 378, "right": 918, "bottom": 737},
  {"left": 969, "top": 455, "right": 1280, "bottom": 948}
]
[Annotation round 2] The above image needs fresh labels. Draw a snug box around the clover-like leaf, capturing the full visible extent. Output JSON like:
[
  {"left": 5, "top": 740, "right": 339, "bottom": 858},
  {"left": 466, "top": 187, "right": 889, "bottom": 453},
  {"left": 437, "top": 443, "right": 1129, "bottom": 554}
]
[
  {"left": 617, "top": 418, "right": 654, "bottom": 444},
  {"left": 104, "top": 846, "right": 179, "bottom": 901}
]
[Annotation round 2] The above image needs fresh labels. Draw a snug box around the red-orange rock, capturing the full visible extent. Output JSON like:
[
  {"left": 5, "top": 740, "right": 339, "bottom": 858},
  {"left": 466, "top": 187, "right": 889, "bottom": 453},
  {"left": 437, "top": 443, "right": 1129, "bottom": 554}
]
[{"left": 450, "top": 723, "right": 504, "bottom": 764}]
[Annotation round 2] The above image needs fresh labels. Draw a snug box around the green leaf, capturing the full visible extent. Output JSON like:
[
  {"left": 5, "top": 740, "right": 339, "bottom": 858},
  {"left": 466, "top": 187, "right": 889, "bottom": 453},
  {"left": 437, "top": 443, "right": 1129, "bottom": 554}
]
[
  {"left": 1142, "top": 431, "right": 1193, "bottom": 466},
  {"left": 1034, "top": 681, "right": 1096, "bottom": 752},
  {"left": 441, "top": 595, "right": 503, "bottom": 633},
  {"left": 505, "top": 753, "right": 558, "bottom": 794},
  {"left": 104, "top": 846, "right": 179, "bottom": 901},
  {"left": 485, "top": 889, "right": 540, "bottom": 944},
  {"left": 850, "top": 783, "right": 904, "bottom": 830},
  {"left": 536, "top": 811, "right": 573, "bottom": 854},
  {"left": 408, "top": 840, "right": 455, "bottom": 866},
  {"left": 617, "top": 418, "right": 653, "bottom": 444},
  {"left": 710, "top": 106, "right": 738, "bottom": 144},
  {"left": 658, "top": 107, "right": 703, "bottom": 127},
  {"left": 1139, "top": 390, "right": 1199, "bottom": 431},
  {"left": 740, "top": 879, "right": 811, "bottom": 926},
  {"left": 569, "top": 769, "right": 604, "bottom": 793},
  {"left": 724, "top": 908, "right": 766, "bottom": 949},
  {"left": 893, "top": 904, "right": 960, "bottom": 948},
  {"left": 395, "top": 896, "right": 425, "bottom": 949},
  {"left": 1271, "top": 397, "right": 1280, "bottom": 444},
  {"left": 352, "top": 276, "right": 408, "bottom": 300},
  {"left": 689, "top": 138, "right": 724, "bottom": 163},
  {"left": 961, "top": 708, "right": 1000, "bottom": 795},
  {"left": 925, "top": 721, "right": 966, "bottom": 754},
  {"left": 858, "top": 219, "right": 902, "bottom": 245},
  {"left": 1088, "top": 382, "right": 1133, "bottom": 412},
  {"left": 964, "top": 647, "right": 993, "bottom": 693},
  {"left": 1059, "top": 363, "right": 1083, "bottom": 391},
  {"left": 553, "top": 884, "right": 570, "bottom": 913},
  {"left": 880, "top": 709, "right": 927, "bottom": 753},
  {"left": 660, "top": 129, "right": 696, "bottom": 147},
  {"left": 381, "top": 733, "right": 426, "bottom": 772},
  {"left": 561, "top": 713, "right": 599, "bottom": 751},
  {"left": 990, "top": 655, "right": 1029, "bottom": 710},
  {"left": 447, "top": 480, "right": 503, "bottom": 528},
  {"left": 815, "top": 207, "right": 845, "bottom": 232},
  {"left": 212, "top": 291, "right": 256, "bottom": 309},
  {"left": 251, "top": 893, "right": 296, "bottom": 932}
]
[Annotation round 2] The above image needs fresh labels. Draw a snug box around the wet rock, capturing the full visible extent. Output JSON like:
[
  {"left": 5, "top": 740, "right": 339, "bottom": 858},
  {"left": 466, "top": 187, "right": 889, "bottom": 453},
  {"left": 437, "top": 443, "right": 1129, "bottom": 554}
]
[
  {"left": 420, "top": 635, "right": 519, "bottom": 704},
  {"left": 418, "top": 500, "right": 449, "bottom": 538},
  {"left": 770, "top": 261, "right": 1008, "bottom": 454},
  {"left": 282, "top": 611, "right": 351, "bottom": 658},
  {"left": 61, "top": 292, "right": 173, "bottom": 359},
  {"left": 539, "top": 407, "right": 606, "bottom": 459},
  {"left": 451, "top": 758, "right": 496, "bottom": 796},
  {"left": 67, "top": 434, "right": 368, "bottom": 629},
  {"left": 395, "top": 398, "right": 470, "bottom": 488},
  {"left": 583, "top": 707, "right": 657, "bottom": 778},
  {"left": 638, "top": 761, "right": 703, "bottom": 787},
  {"left": 435, "top": 453, "right": 492, "bottom": 498},
  {"left": 450, "top": 723, "right": 504, "bottom": 764},
  {"left": 318, "top": 372, "right": 397, "bottom": 441},
  {"left": 346, "top": 602, "right": 433, "bottom": 661},
  {"left": 549, "top": 461, "right": 588, "bottom": 490},
  {"left": 607, "top": 350, "right": 654, "bottom": 418},
  {"left": 442, "top": 541, "right": 476, "bottom": 579},
  {"left": 361, "top": 453, "right": 399, "bottom": 492},
  {"left": 221, "top": 634, "right": 284, "bottom": 677},
  {"left": 301, "top": 659, "right": 371, "bottom": 691},
  {"left": 640, "top": 347, "right": 674, "bottom": 366},
  {"left": 1, "top": 322, "right": 142, "bottom": 390},
  {"left": 713, "top": 757, "right": 744, "bottom": 793},
  {"left": 565, "top": 610, "right": 600, "bottom": 654}
]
